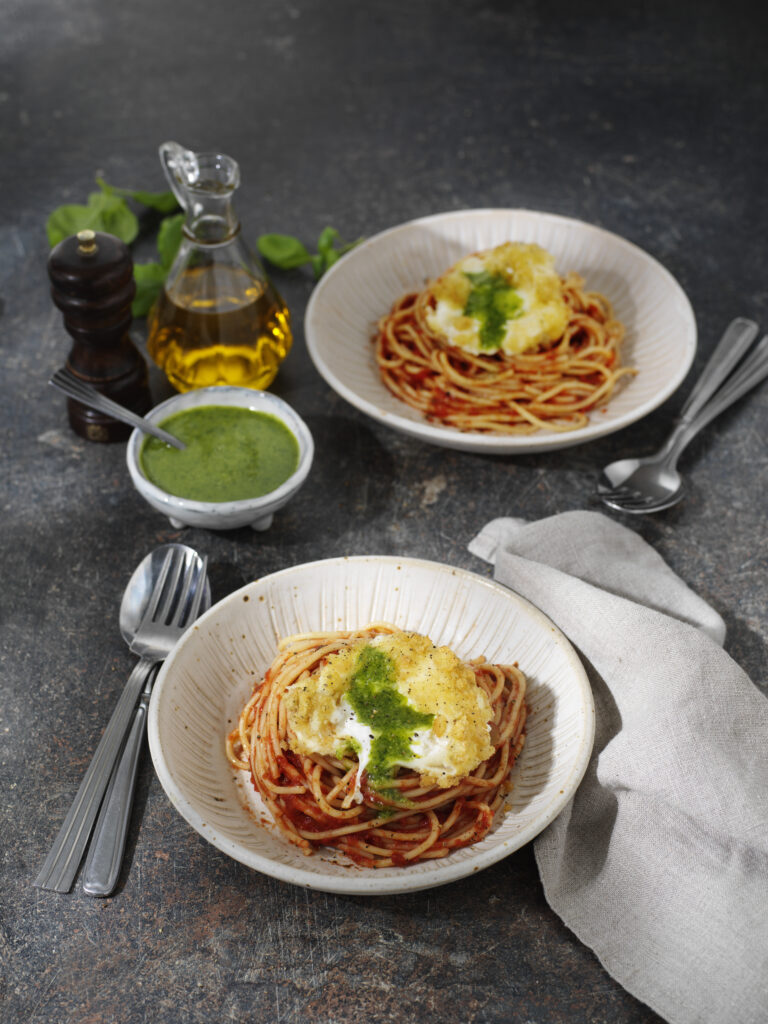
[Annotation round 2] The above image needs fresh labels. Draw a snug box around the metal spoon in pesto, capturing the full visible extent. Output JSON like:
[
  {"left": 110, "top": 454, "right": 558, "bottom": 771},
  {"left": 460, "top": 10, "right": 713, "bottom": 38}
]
[{"left": 49, "top": 367, "right": 186, "bottom": 449}]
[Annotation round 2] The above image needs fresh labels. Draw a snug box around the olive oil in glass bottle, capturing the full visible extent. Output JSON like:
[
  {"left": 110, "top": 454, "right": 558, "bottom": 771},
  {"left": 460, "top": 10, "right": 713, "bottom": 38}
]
[{"left": 147, "top": 141, "right": 292, "bottom": 392}]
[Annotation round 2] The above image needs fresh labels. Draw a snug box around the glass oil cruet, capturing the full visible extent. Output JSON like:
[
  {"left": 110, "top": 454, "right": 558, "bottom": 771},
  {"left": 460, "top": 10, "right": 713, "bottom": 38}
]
[{"left": 146, "top": 141, "right": 292, "bottom": 392}]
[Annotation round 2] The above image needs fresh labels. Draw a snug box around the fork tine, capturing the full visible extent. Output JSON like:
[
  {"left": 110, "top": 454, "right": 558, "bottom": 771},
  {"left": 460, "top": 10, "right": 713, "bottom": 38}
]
[
  {"left": 141, "top": 548, "right": 176, "bottom": 623},
  {"left": 169, "top": 553, "right": 200, "bottom": 628},
  {"left": 156, "top": 548, "right": 188, "bottom": 625},
  {"left": 602, "top": 494, "right": 662, "bottom": 511},
  {"left": 602, "top": 489, "right": 638, "bottom": 501},
  {"left": 598, "top": 486, "right": 647, "bottom": 501},
  {"left": 602, "top": 489, "right": 655, "bottom": 504},
  {"left": 182, "top": 555, "right": 208, "bottom": 626},
  {"left": 53, "top": 367, "right": 98, "bottom": 400},
  {"left": 141, "top": 547, "right": 185, "bottom": 629}
]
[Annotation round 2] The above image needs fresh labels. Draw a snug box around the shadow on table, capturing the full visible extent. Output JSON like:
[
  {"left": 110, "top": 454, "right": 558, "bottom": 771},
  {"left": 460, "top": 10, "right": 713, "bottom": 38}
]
[{"left": 291, "top": 412, "right": 398, "bottom": 544}]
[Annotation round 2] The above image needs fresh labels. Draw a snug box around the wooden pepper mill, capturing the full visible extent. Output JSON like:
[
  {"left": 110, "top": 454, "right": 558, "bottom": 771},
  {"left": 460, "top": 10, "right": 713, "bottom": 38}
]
[{"left": 48, "top": 229, "right": 151, "bottom": 442}]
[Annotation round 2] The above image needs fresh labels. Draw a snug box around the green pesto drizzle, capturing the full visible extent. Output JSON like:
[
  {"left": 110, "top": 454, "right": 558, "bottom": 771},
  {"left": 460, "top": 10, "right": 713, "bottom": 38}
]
[
  {"left": 346, "top": 645, "right": 434, "bottom": 787},
  {"left": 463, "top": 269, "right": 524, "bottom": 350},
  {"left": 336, "top": 738, "right": 361, "bottom": 759}
]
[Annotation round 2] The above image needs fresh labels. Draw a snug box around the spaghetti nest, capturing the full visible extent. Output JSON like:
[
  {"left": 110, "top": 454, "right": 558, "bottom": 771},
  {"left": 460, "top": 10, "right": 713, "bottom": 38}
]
[
  {"left": 374, "top": 272, "right": 635, "bottom": 434},
  {"left": 226, "top": 625, "right": 527, "bottom": 868}
]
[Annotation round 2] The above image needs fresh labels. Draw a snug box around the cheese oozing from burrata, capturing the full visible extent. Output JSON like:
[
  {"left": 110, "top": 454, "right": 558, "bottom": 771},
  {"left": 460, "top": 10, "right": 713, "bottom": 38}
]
[
  {"left": 425, "top": 241, "right": 570, "bottom": 356},
  {"left": 283, "top": 632, "right": 494, "bottom": 801}
]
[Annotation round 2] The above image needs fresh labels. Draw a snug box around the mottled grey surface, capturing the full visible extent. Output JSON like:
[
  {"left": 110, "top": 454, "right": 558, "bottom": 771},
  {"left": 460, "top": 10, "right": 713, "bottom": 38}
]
[{"left": 1, "top": 2, "right": 767, "bottom": 1022}]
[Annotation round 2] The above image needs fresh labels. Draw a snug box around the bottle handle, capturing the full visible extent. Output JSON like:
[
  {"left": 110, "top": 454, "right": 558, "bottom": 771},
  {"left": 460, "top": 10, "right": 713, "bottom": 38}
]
[{"left": 158, "top": 141, "right": 197, "bottom": 211}]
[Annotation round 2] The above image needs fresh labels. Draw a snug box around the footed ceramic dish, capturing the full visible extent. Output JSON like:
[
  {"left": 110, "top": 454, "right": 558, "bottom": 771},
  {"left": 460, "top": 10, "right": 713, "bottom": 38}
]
[{"left": 126, "top": 386, "right": 314, "bottom": 531}]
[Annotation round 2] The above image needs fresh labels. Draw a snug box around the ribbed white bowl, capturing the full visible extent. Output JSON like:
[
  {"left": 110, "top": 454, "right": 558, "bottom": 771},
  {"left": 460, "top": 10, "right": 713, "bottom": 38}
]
[
  {"left": 305, "top": 209, "right": 696, "bottom": 453},
  {"left": 148, "top": 556, "right": 594, "bottom": 894}
]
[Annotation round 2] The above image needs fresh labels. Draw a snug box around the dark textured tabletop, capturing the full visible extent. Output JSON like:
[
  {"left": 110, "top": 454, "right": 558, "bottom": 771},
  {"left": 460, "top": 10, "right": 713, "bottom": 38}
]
[{"left": 2, "top": 2, "right": 767, "bottom": 1022}]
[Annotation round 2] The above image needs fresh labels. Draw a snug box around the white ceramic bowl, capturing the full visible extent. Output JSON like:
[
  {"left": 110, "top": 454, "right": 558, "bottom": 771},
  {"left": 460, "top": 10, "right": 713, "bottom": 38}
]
[
  {"left": 126, "top": 386, "right": 314, "bottom": 531},
  {"left": 148, "top": 555, "right": 595, "bottom": 895},
  {"left": 305, "top": 208, "right": 698, "bottom": 454}
]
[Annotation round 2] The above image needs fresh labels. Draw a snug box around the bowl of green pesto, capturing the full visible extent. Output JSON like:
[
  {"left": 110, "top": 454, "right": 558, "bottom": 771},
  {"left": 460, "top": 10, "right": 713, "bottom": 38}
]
[{"left": 126, "top": 386, "right": 314, "bottom": 531}]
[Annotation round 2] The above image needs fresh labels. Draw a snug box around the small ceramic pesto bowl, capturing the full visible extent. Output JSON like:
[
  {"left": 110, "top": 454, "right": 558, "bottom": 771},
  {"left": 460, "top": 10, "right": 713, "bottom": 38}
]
[{"left": 126, "top": 386, "right": 314, "bottom": 531}]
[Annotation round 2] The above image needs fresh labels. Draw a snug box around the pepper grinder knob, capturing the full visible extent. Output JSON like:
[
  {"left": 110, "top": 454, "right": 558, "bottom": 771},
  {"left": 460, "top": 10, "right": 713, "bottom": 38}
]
[{"left": 48, "top": 229, "right": 151, "bottom": 442}]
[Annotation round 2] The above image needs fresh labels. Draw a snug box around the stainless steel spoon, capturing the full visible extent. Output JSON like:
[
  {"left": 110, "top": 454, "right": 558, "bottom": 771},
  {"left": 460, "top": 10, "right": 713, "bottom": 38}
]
[
  {"left": 49, "top": 366, "right": 186, "bottom": 449},
  {"left": 597, "top": 318, "right": 768, "bottom": 513}
]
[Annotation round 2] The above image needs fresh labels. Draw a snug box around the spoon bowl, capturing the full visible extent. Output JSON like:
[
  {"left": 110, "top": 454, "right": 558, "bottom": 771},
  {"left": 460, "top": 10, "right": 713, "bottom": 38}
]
[
  {"left": 598, "top": 461, "right": 685, "bottom": 513},
  {"left": 601, "top": 458, "right": 683, "bottom": 496},
  {"left": 597, "top": 457, "right": 685, "bottom": 512}
]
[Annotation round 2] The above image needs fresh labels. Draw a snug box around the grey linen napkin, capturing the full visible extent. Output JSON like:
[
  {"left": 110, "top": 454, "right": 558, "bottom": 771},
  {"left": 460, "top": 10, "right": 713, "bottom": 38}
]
[{"left": 468, "top": 511, "right": 768, "bottom": 1024}]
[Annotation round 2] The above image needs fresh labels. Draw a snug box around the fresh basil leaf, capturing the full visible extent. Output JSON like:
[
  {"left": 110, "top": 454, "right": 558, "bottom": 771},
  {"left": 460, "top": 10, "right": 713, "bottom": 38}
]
[
  {"left": 310, "top": 253, "right": 324, "bottom": 279},
  {"left": 316, "top": 226, "right": 339, "bottom": 256},
  {"left": 157, "top": 212, "right": 184, "bottom": 269},
  {"left": 132, "top": 261, "right": 167, "bottom": 317},
  {"left": 46, "top": 203, "right": 101, "bottom": 246},
  {"left": 96, "top": 177, "right": 179, "bottom": 213},
  {"left": 257, "top": 233, "right": 311, "bottom": 269},
  {"left": 46, "top": 191, "right": 138, "bottom": 246},
  {"left": 123, "top": 189, "right": 178, "bottom": 213},
  {"left": 86, "top": 191, "right": 139, "bottom": 244},
  {"left": 314, "top": 227, "right": 362, "bottom": 276}
]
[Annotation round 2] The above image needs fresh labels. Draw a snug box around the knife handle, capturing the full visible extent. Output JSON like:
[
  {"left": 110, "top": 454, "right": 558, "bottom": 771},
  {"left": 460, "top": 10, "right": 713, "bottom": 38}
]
[{"left": 81, "top": 669, "right": 156, "bottom": 897}]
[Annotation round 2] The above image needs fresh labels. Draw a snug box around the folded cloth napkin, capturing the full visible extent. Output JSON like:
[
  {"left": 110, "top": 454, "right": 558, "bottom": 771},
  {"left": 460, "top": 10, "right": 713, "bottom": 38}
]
[{"left": 468, "top": 511, "right": 768, "bottom": 1024}]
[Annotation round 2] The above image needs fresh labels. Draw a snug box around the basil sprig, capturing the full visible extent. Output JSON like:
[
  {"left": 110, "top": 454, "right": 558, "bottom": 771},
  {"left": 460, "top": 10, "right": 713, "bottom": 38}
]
[
  {"left": 132, "top": 212, "right": 185, "bottom": 317},
  {"left": 258, "top": 226, "right": 362, "bottom": 279}
]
